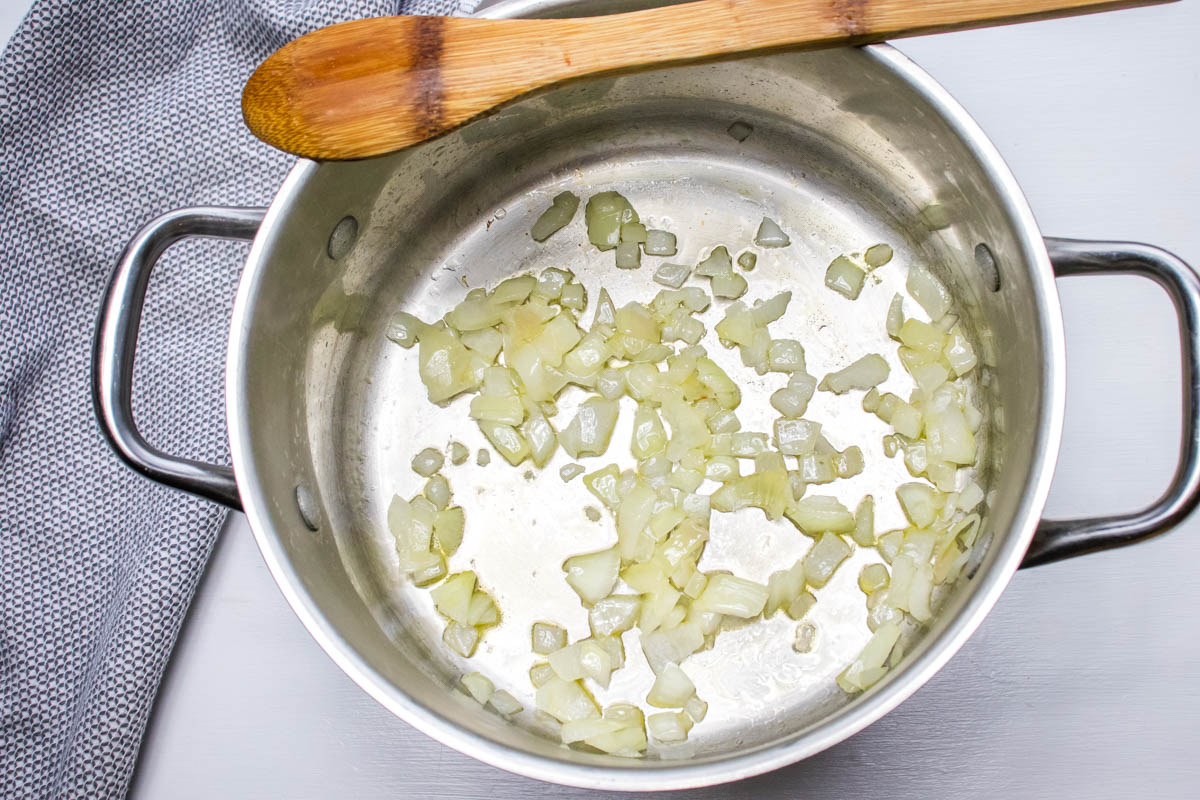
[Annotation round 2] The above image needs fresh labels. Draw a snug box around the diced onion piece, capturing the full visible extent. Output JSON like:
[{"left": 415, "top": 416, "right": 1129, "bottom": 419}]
[
  {"left": 751, "top": 291, "right": 792, "bottom": 325},
  {"left": 924, "top": 404, "right": 976, "bottom": 465},
  {"left": 785, "top": 589, "right": 816, "bottom": 620},
  {"left": 430, "top": 506, "right": 464, "bottom": 556},
  {"left": 910, "top": 362, "right": 949, "bottom": 395},
  {"left": 448, "top": 441, "right": 469, "bottom": 465},
  {"left": 529, "top": 662, "right": 555, "bottom": 687},
  {"left": 408, "top": 550, "right": 447, "bottom": 587},
  {"left": 771, "top": 377, "right": 816, "bottom": 418},
  {"left": 641, "top": 622, "right": 706, "bottom": 673},
  {"left": 431, "top": 571, "right": 477, "bottom": 624},
  {"left": 616, "top": 483, "right": 657, "bottom": 559},
  {"left": 621, "top": 222, "right": 648, "bottom": 244},
  {"left": 615, "top": 241, "right": 642, "bottom": 269},
  {"left": 767, "top": 339, "right": 806, "bottom": 373},
  {"left": 583, "top": 464, "right": 621, "bottom": 509},
  {"left": 443, "top": 622, "right": 481, "bottom": 657},
  {"left": 585, "top": 192, "right": 638, "bottom": 251},
  {"left": 838, "top": 623, "right": 901, "bottom": 693},
  {"left": 522, "top": 413, "right": 557, "bottom": 467},
  {"left": 648, "top": 711, "right": 693, "bottom": 743},
  {"left": 696, "top": 246, "right": 733, "bottom": 277},
  {"left": 589, "top": 595, "right": 641, "bottom": 637},
  {"left": 532, "top": 622, "right": 567, "bottom": 655},
  {"left": 693, "top": 573, "right": 768, "bottom": 618},
  {"left": 536, "top": 677, "right": 601, "bottom": 723},
  {"left": 834, "top": 446, "right": 864, "bottom": 478},
  {"left": 412, "top": 447, "right": 444, "bottom": 477},
  {"left": 820, "top": 354, "right": 890, "bottom": 394},
  {"left": 957, "top": 480, "right": 984, "bottom": 514},
  {"left": 563, "top": 547, "right": 620, "bottom": 604},
  {"left": 386, "top": 311, "right": 427, "bottom": 348},
  {"left": 896, "top": 482, "right": 943, "bottom": 528},
  {"left": 424, "top": 475, "right": 451, "bottom": 510},
  {"left": 560, "top": 398, "right": 620, "bottom": 459},
  {"left": 877, "top": 530, "right": 904, "bottom": 563},
  {"left": 774, "top": 418, "right": 822, "bottom": 456},
  {"left": 469, "top": 394, "right": 524, "bottom": 425},
  {"left": 549, "top": 640, "right": 613, "bottom": 686},
  {"left": 907, "top": 264, "right": 952, "bottom": 321},
  {"left": 477, "top": 420, "right": 530, "bottom": 466},
  {"left": 886, "top": 294, "right": 905, "bottom": 339},
  {"left": 803, "top": 532, "right": 852, "bottom": 588},
  {"left": 645, "top": 229, "right": 678, "bottom": 256},
  {"left": 707, "top": 409, "right": 741, "bottom": 434},
  {"left": 560, "top": 463, "right": 585, "bottom": 482},
  {"left": 852, "top": 496, "right": 875, "bottom": 546},
  {"left": 765, "top": 560, "right": 806, "bottom": 617},
  {"left": 755, "top": 216, "right": 790, "bottom": 247},
  {"left": 826, "top": 256, "right": 866, "bottom": 299},
  {"left": 531, "top": 191, "right": 580, "bottom": 242},
  {"left": 647, "top": 662, "right": 696, "bottom": 707},
  {"left": 560, "top": 283, "right": 587, "bottom": 311},
  {"left": 476, "top": 449, "right": 491, "bottom": 466},
  {"left": 684, "top": 695, "right": 708, "bottom": 723},
  {"left": 461, "top": 672, "right": 495, "bottom": 704},
  {"left": 489, "top": 690, "right": 523, "bottom": 716},
  {"left": 711, "top": 272, "right": 748, "bottom": 300},
  {"left": 632, "top": 403, "right": 668, "bottom": 459},
  {"left": 785, "top": 495, "right": 855, "bottom": 535},
  {"left": 859, "top": 563, "right": 890, "bottom": 594},
  {"left": 944, "top": 326, "right": 978, "bottom": 375},
  {"left": 561, "top": 717, "right": 625, "bottom": 744},
  {"left": 737, "top": 251, "right": 757, "bottom": 271},
  {"left": 864, "top": 243, "right": 893, "bottom": 267},
  {"left": 595, "top": 368, "right": 625, "bottom": 400},
  {"left": 654, "top": 262, "right": 691, "bottom": 288}
]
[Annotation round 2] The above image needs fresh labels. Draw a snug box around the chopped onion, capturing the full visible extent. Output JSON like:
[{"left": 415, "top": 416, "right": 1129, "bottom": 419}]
[
  {"left": 549, "top": 639, "right": 613, "bottom": 686},
  {"left": 531, "top": 191, "right": 580, "bottom": 242},
  {"left": 431, "top": 571, "right": 476, "bottom": 624},
  {"left": 585, "top": 192, "right": 638, "bottom": 251},
  {"left": 560, "top": 282, "right": 587, "bottom": 311},
  {"left": 536, "top": 677, "right": 600, "bottom": 723},
  {"left": 711, "top": 272, "right": 748, "bottom": 300},
  {"left": 424, "top": 475, "right": 451, "bottom": 509},
  {"left": 645, "top": 229, "right": 678, "bottom": 256},
  {"left": 774, "top": 418, "right": 822, "bottom": 456},
  {"left": 412, "top": 447, "right": 444, "bottom": 477},
  {"left": 475, "top": 448, "right": 490, "bottom": 466},
  {"left": 696, "top": 246, "right": 733, "bottom": 277},
  {"left": 653, "top": 262, "right": 691, "bottom": 288},
  {"left": 825, "top": 256, "right": 866, "bottom": 300},
  {"left": 560, "top": 398, "right": 620, "bottom": 458},
  {"left": 433, "top": 506, "right": 464, "bottom": 555},
  {"left": 897, "top": 482, "right": 942, "bottom": 528},
  {"left": 647, "top": 662, "right": 696, "bottom": 707},
  {"left": 529, "top": 662, "right": 555, "bottom": 688},
  {"left": 563, "top": 547, "right": 620, "bottom": 604},
  {"left": 621, "top": 222, "right": 648, "bottom": 244},
  {"left": 477, "top": 420, "right": 530, "bottom": 466},
  {"left": 560, "top": 463, "right": 585, "bottom": 482},
  {"left": 944, "top": 326, "right": 978, "bottom": 375},
  {"left": 785, "top": 495, "right": 854, "bottom": 535},
  {"left": 852, "top": 496, "right": 875, "bottom": 546},
  {"left": 386, "top": 311, "right": 427, "bottom": 348},
  {"left": 615, "top": 241, "right": 642, "bottom": 269},
  {"left": 561, "top": 717, "right": 624, "bottom": 744},
  {"left": 802, "top": 532, "right": 852, "bottom": 588},
  {"left": 886, "top": 294, "right": 904, "bottom": 339},
  {"left": 648, "top": 711, "right": 693, "bottom": 743},
  {"left": 448, "top": 441, "right": 469, "bottom": 465},
  {"left": 641, "top": 622, "right": 705, "bottom": 673},
  {"left": 864, "top": 243, "right": 893, "bottom": 267},
  {"left": 767, "top": 339, "right": 806, "bottom": 373},
  {"left": 793, "top": 622, "right": 817, "bottom": 653},
  {"left": 693, "top": 573, "right": 768, "bottom": 618},
  {"left": 820, "top": 354, "right": 890, "bottom": 394},
  {"left": 737, "top": 251, "right": 757, "bottom": 271},
  {"left": 858, "top": 563, "right": 890, "bottom": 594},
  {"left": 532, "top": 622, "right": 567, "bottom": 655},
  {"left": 754, "top": 217, "right": 790, "bottom": 247},
  {"left": 906, "top": 264, "right": 952, "bottom": 321},
  {"left": 443, "top": 622, "right": 481, "bottom": 657},
  {"left": 837, "top": 622, "right": 901, "bottom": 692},
  {"left": 589, "top": 595, "right": 641, "bottom": 637},
  {"left": 461, "top": 671, "right": 495, "bottom": 704},
  {"left": 489, "top": 690, "right": 523, "bottom": 716}
]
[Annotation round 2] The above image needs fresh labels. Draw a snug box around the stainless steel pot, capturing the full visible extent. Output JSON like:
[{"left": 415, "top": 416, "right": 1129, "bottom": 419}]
[{"left": 93, "top": 0, "right": 1200, "bottom": 789}]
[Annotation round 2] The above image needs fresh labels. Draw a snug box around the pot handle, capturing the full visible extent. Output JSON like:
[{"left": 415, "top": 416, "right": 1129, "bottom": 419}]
[
  {"left": 91, "top": 206, "right": 267, "bottom": 510},
  {"left": 1022, "top": 237, "right": 1200, "bottom": 567}
]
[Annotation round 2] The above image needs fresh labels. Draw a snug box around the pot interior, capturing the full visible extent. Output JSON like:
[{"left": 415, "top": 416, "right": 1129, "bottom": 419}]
[{"left": 231, "top": 18, "right": 1057, "bottom": 782}]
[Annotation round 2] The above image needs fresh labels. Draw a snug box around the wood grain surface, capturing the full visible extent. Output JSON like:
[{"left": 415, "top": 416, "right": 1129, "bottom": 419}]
[{"left": 241, "top": 0, "right": 1174, "bottom": 159}]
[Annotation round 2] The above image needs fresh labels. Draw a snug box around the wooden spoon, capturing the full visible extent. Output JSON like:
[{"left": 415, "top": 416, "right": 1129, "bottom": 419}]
[{"left": 243, "top": 0, "right": 1171, "bottom": 160}]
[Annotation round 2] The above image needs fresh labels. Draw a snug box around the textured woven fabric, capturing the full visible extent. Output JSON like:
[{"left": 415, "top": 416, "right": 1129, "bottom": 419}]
[{"left": 0, "top": 0, "right": 477, "bottom": 796}]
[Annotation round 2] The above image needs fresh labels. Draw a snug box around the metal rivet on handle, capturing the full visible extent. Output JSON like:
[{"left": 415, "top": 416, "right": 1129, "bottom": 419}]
[
  {"left": 975, "top": 242, "right": 1000, "bottom": 292},
  {"left": 327, "top": 215, "right": 358, "bottom": 260},
  {"left": 295, "top": 484, "right": 322, "bottom": 531}
]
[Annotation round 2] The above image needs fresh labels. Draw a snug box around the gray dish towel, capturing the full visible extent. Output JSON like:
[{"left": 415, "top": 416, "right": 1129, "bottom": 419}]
[{"left": 0, "top": 0, "right": 476, "bottom": 796}]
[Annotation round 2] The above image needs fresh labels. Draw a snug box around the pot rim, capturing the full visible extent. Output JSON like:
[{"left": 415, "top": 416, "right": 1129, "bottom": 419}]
[{"left": 226, "top": 6, "right": 1066, "bottom": 790}]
